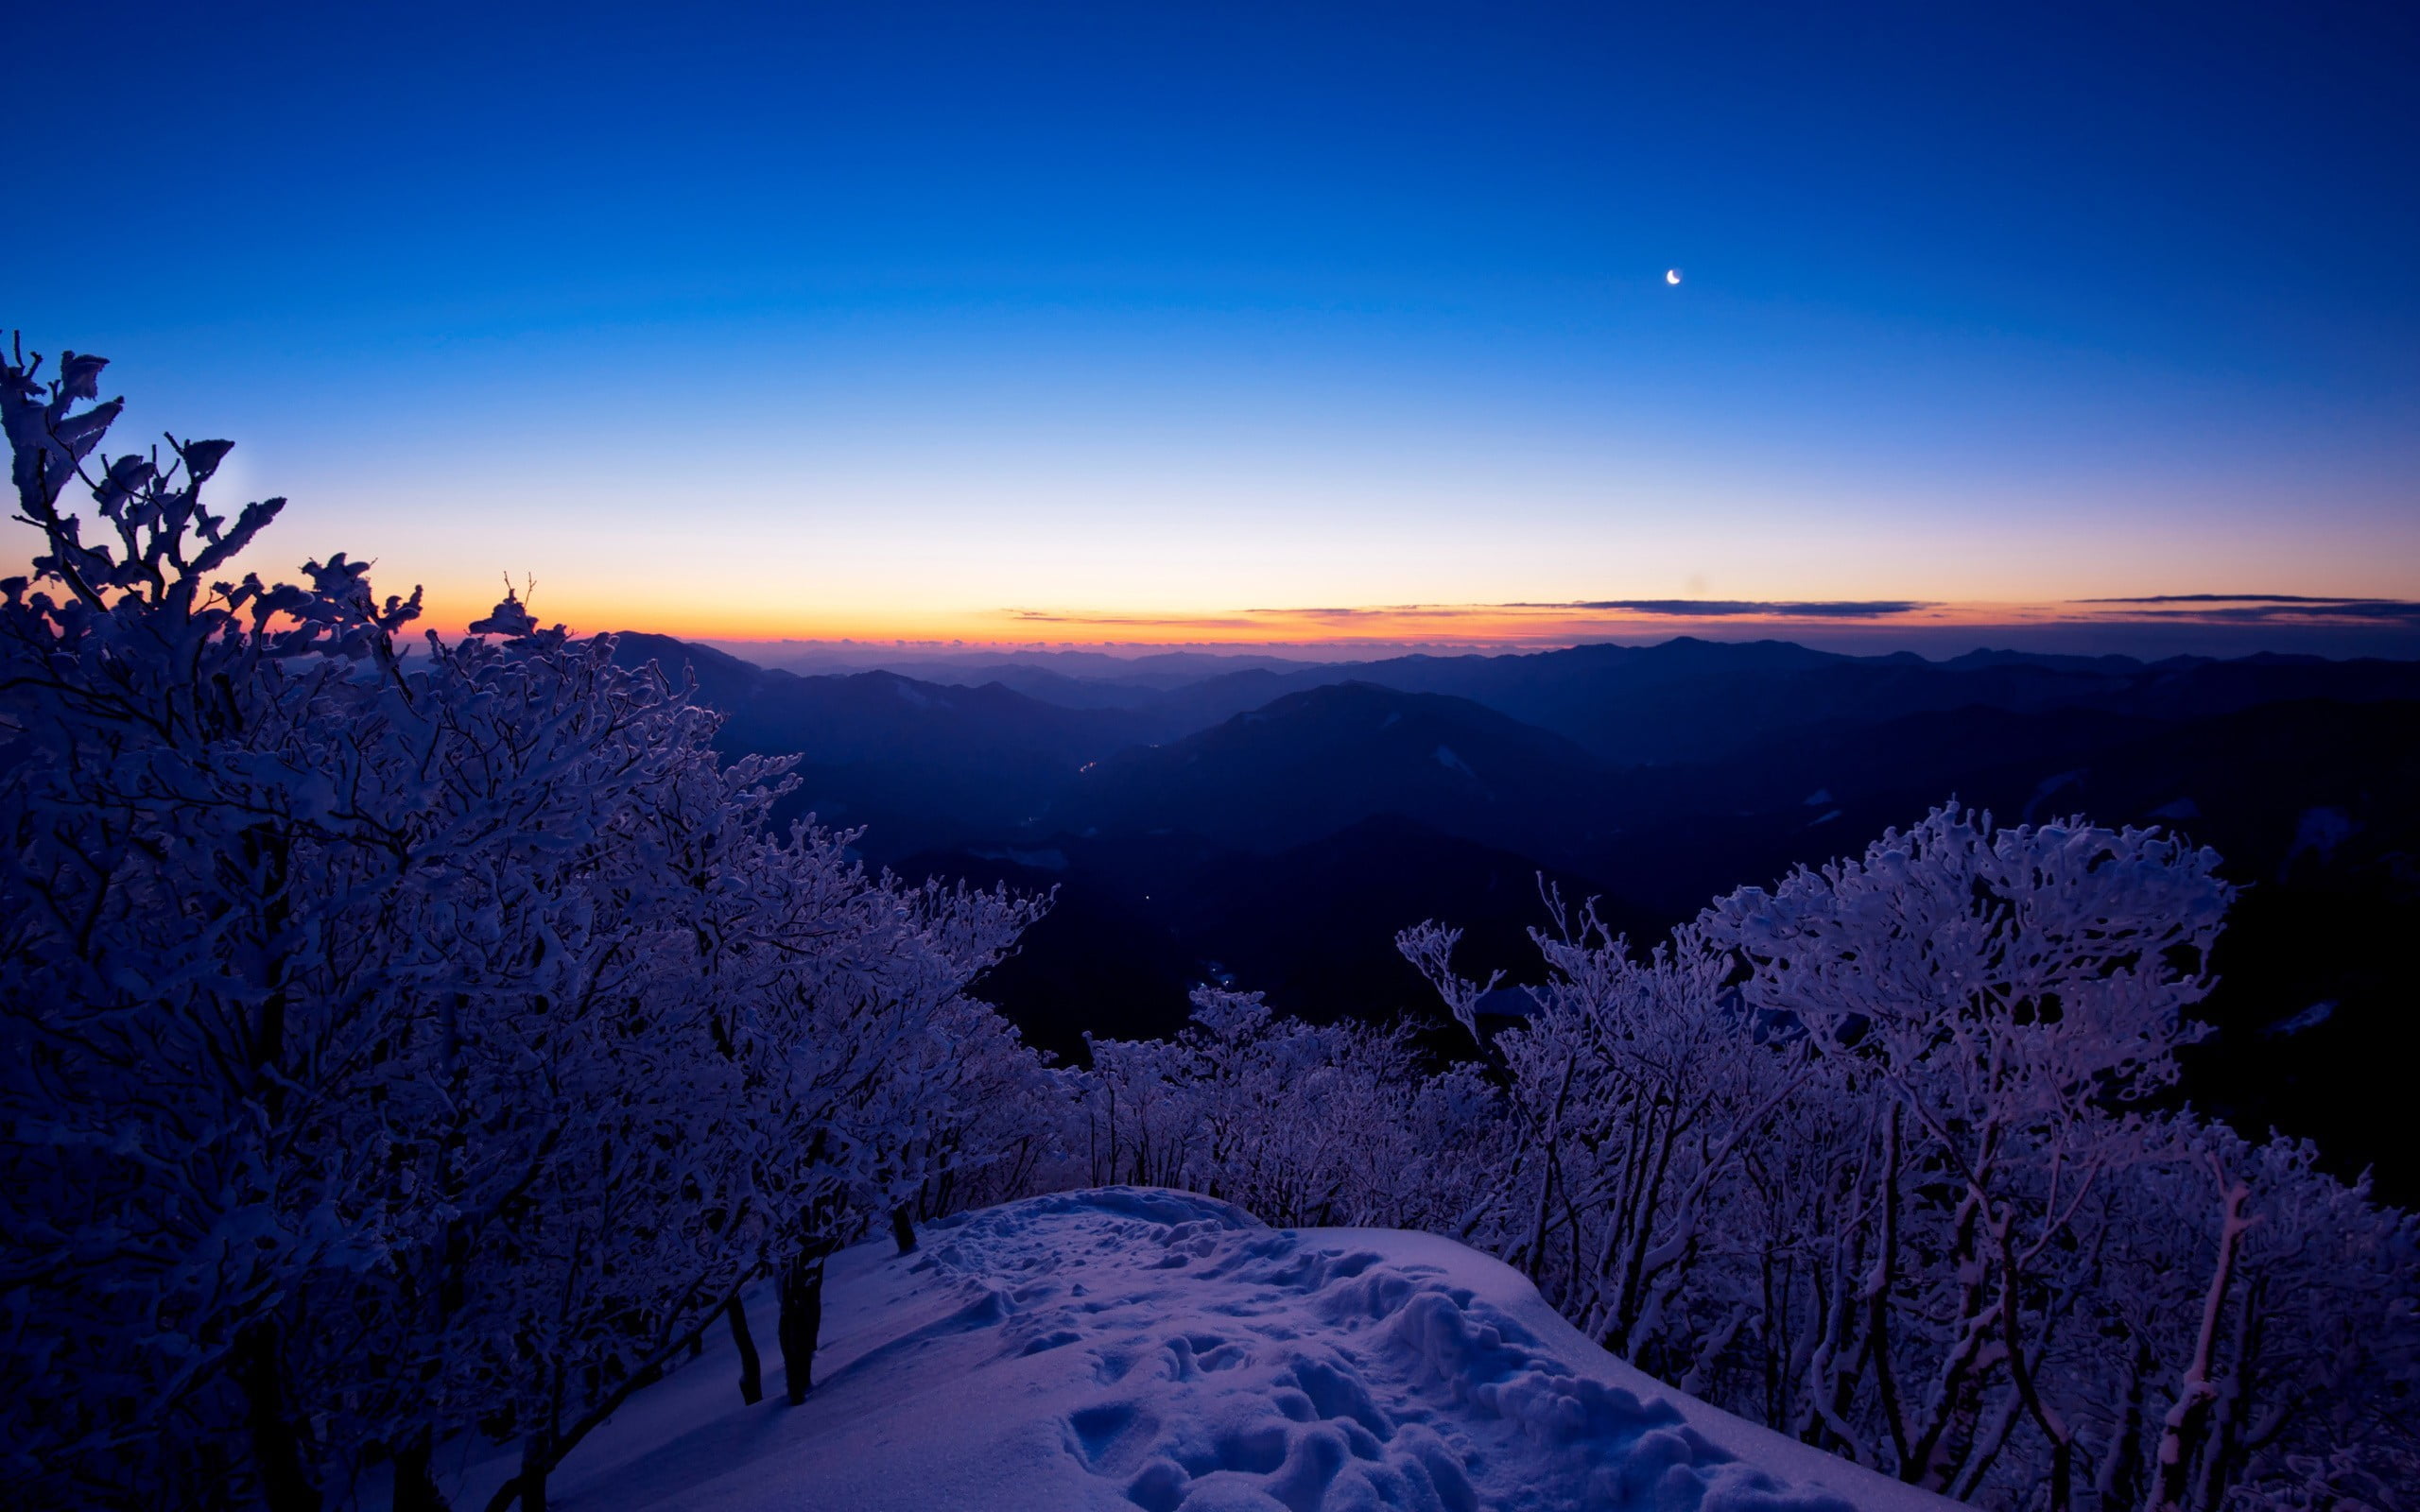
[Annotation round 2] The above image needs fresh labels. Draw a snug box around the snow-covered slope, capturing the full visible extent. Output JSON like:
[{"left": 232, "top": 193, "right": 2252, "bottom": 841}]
[{"left": 410, "top": 1189, "right": 1960, "bottom": 1511}]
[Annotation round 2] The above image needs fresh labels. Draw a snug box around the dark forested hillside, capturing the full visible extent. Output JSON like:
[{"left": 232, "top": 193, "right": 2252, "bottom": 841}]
[
  {"left": 1048, "top": 681, "right": 1616, "bottom": 860},
  {"left": 618, "top": 632, "right": 2420, "bottom": 1197}
]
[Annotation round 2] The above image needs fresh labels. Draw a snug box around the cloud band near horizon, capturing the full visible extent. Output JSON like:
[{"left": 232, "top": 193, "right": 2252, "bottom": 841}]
[{"left": 998, "top": 595, "right": 2417, "bottom": 636}]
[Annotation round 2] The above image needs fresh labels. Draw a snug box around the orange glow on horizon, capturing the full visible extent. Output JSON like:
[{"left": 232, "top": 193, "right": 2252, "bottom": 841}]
[{"left": 406, "top": 588, "right": 2411, "bottom": 652}]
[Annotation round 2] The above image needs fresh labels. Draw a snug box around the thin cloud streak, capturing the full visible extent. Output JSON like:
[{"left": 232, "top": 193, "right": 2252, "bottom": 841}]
[
  {"left": 2073, "top": 593, "right": 2405, "bottom": 606},
  {"left": 2068, "top": 594, "right": 2420, "bottom": 623},
  {"left": 960, "top": 594, "right": 2420, "bottom": 650},
  {"left": 2130, "top": 603, "right": 2420, "bottom": 623},
  {"left": 1528, "top": 599, "right": 1933, "bottom": 618},
  {"left": 1007, "top": 610, "right": 1266, "bottom": 629},
  {"left": 1228, "top": 599, "right": 1934, "bottom": 622}
]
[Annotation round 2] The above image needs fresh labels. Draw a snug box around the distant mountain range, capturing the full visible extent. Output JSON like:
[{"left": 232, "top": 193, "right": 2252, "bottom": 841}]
[{"left": 610, "top": 632, "right": 2420, "bottom": 1200}]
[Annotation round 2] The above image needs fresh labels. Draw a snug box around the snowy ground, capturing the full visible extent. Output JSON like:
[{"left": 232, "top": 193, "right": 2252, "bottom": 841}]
[{"left": 408, "top": 1188, "right": 1960, "bottom": 1511}]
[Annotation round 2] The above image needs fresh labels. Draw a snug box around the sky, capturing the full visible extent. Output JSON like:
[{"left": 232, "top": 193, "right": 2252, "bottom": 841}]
[{"left": 8, "top": 1, "right": 2418, "bottom": 656}]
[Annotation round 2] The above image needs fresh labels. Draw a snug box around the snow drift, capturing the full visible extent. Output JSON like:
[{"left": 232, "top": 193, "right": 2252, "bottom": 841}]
[{"left": 407, "top": 1188, "right": 1955, "bottom": 1511}]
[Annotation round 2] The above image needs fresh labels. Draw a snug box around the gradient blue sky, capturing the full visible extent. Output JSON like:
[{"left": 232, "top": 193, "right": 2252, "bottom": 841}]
[{"left": 9, "top": 1, "right": 2417, "bottom": 650}]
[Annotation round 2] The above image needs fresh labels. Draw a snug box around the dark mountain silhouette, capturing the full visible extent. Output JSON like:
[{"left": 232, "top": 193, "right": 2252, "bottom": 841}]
[
  {"left": 610, "top": 628, "right": 2420, "bottom": 1197},
  {"left": 608, "top": 630, "right": 781, "bottom": 707},
  {"left": 1150, "top": 638, "right": 2420, "bottom": 765},
  {"left": 1936, "top": 647, "right": 2196, "bottom": 674},
  {"left": 731, "top": 672, "right": 1152, "bottom": 857},
  {"left": 607, "top": 636, "right": 1154, "bottom": 857},
  {"left": 1050, "top": 681, "right": 1615, "bottom": 862},
  {"left": 721, "top": 644, "right": 1316, "bottom": 696},
  {"left": 923, "top": 664, "right": 1173, "bottom": 711}
]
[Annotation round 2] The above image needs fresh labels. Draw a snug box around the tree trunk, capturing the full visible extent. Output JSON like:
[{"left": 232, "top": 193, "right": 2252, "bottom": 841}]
[
  {"left": 1993, "top": 1214, "right": 2072, "bottom": 1512},
  {"left": 2146, "top": 1170, "right": 2253, "bottom": 1512},
  {"left": 393, "top": 1429, "right": 448, "bottom": 1512},
  {"left": 1614, "top": 1102, "right": 1681, "bottom": 1349},
  {"left": 1906, "top": 1191, "right": 1991, "bottom": 1489},
  {"left": 1529, "top": 1057, "right": 1577, "bottom": 1282},
  {"left": 520, "top": 1422, "right": 554, "bottom": 1512},
  {"left": 238, "top": 1322, "right": 322, "bottom": 1512},
  {"left": 729, "top": 1292, "right": 765, "bottom": 1404},
  {"left": 890, "top": 1205, "right": 919, "bottom": 1255},
  {"left": 2096, "top": 1332, "right": 2150, "bottom": 1512},
  {"left": 2189, "top": 1278, "right": 2262, "bottom": 1512},
  {"left": 1866, "top": 1101, "right": 1913, "bottom": 1476},
  {"left": 779, "top": 1251, "right": 827, "bottom": 1405}
]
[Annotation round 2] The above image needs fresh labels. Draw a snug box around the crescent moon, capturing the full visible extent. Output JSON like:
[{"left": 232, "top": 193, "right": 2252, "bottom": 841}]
[{"left": 1666, "top": 268, "right": 1682, "bottom": 285}]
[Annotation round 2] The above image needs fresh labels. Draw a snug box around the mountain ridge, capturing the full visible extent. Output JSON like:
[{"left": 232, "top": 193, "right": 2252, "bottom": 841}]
[{"left": 596, "top": 627, "right": 2420, "bottom": 1196}]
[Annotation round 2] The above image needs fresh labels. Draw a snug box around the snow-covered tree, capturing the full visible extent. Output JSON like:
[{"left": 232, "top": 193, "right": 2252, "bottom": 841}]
[
  {"left": 1705, "top": 807, "right": 2233, "bottom": 1508},
  {"left": 4, "top": 339, "right": 458, "bottom": 1508},
  {"left": 1402, "top": 899, "right": 1813, "bottom": 1367},
  {"left": 713, "top": 828, "right": 1046, "bottom": 1405},
  {"left": 1399, "top": 806, "right": 2416, "bottom": 1512},
  {"left": 0, "top": 341, "right": 1050, "bottom": 1511},
  {"left": 1077, "top": 988, "right": 1496, "bottom": 1234}
]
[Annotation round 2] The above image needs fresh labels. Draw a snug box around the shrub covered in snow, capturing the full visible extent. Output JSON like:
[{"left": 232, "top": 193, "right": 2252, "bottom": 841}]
[
  {"left": 1065, "top": 809, "right": 2420, "bottom": 1510},
  {"left": 0, "top": 343, "right": 1052, "bottom": 1511},
  {"left": 1396, "top": 810, "right": 2420, "bottom": 1511},
  {"left": 1076, "top": 987, "right": 1501, "bottom": 1234}
]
